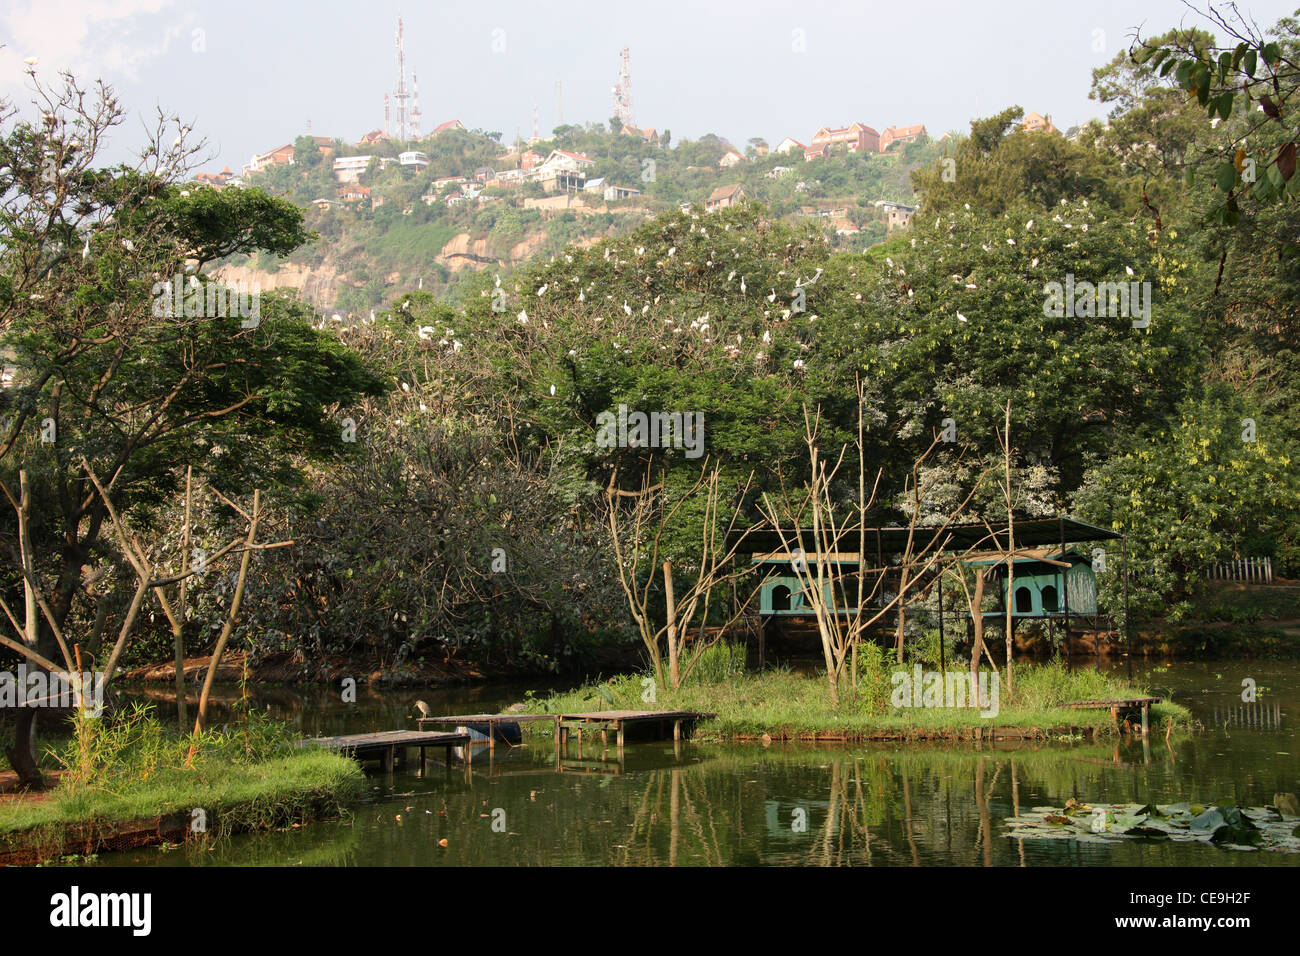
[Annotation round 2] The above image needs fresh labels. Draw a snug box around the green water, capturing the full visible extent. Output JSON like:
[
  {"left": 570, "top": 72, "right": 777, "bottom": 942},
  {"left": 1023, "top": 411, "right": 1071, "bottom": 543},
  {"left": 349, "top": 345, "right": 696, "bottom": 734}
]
[{"left": 100, "top": 661, "right": 1300, "bottom": 866}]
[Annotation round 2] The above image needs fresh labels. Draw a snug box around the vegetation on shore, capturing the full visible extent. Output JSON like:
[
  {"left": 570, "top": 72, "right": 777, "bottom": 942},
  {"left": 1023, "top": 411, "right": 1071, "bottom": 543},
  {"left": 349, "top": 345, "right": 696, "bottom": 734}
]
[
  {"left": 0, "top": 704, "right": 363, "bottom": 854},
  {"left": 519, "top": 655, "right": 1192, "bottom": 740}
]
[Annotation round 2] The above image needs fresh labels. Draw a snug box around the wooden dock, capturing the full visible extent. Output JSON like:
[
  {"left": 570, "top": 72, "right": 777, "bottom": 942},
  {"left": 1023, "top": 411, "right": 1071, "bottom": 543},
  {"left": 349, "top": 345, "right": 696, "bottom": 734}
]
[
  {"left": 416, "top": 713, "right": 557, "bottom": 755},
  {"left": 1064, "top": 697, "right": 1162, "bottom": 735},
  {"left": 554, "top": 710, "right": 714, "bottom": 752},
  {"left": 302, "top": 730, "right": 470, "bottom": 772}
]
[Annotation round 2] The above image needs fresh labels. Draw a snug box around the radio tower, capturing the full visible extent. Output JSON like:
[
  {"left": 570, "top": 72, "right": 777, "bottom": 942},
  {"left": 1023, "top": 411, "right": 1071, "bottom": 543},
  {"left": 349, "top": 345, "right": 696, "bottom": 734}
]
[
  {"left": 392, "top": 17, "right": 410, "bottom": 140},
  {"left": 532, "top": 105, "right": 539, "bottom": 143},
  {"left": 411, "top": 72, "right": 422, "bottom": 140},
  {"left": 612, "top": 46, "right": 634, "bottom": 129},
  {"left": 556, "top": 80, "right": 563, "bottom": 127},
  {"left": 384, "top": 93, "right": 390, "bottom": 136}
]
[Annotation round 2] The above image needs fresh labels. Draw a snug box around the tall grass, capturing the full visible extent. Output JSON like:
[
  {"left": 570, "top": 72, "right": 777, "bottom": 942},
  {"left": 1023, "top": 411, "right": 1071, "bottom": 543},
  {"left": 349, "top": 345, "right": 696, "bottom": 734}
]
[
  {"left": 519, "top": 659, "right": 1191, "bottom": 740},
  {"left": 0, "top": 703, "right": 363, "bottom": 841}
]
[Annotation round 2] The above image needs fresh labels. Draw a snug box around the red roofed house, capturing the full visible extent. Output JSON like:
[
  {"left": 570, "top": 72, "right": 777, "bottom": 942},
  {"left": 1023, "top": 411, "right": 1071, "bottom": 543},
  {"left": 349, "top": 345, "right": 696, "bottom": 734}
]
[
  {"left": 312, "top": 136, "right": 337, "bottom": 158},
  {"left": 810, "top": 122, "right": 880, "bottom": 154},
  {"left": 432, "top": 120, "right": 466, "bottom": 135},
  {"left": 360, "top": 129, "right": 390, "bottom": 146},
  {"left": 718, "top": 148, "right": 744, "bottom": 168},
  {"left": 532, "top": 149, "right": 594, "bottom": 193},
  {"left": 803, "top": 144, "right": 831, "bottom": 162},
  {"left": 774, "top": 137, "right": 805, "bottom": 154},
  {"left": 878, "top": 124, "right": 927, "bottom": 152},
  {"left": 244, "top": 144, "right": 294, "bottom": 174},
  {"left": 338, "top": 184, "right": 371, "bottom": 204},
  {"left": 520, "top": 149, "right": 542, "bottom": 172},
  {"left": 194, "top": 165, "right": 235, "bottom": 187}
]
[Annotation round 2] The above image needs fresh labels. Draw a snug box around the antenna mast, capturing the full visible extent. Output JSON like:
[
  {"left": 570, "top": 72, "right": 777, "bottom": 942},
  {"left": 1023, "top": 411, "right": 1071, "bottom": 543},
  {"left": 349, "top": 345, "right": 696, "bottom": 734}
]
[
  {"left": 393, "top": 17, "right": 410, "bottom": 140},
  {"left": 411, "top": 72, "right": 422, "bottom": 139},
  {"left": 612, "top": 46, "right": 634, "bottom": 129}
]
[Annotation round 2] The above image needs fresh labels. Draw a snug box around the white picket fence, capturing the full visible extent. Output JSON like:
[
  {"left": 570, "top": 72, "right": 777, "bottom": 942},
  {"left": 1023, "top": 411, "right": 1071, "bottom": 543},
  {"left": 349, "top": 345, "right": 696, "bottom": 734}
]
[{"left": 1206, "top": 556, "right": 1273, "bottom": 583}]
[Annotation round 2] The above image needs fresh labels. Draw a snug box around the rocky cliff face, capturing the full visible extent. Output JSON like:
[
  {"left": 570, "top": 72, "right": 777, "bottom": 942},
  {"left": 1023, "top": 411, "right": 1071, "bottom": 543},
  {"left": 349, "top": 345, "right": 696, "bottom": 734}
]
[
  {"left": 213, "top": 229, "right": 583, "bottom": 307},
  {"left": 215, "top": 262, "right": 349, "bottom": 309}
]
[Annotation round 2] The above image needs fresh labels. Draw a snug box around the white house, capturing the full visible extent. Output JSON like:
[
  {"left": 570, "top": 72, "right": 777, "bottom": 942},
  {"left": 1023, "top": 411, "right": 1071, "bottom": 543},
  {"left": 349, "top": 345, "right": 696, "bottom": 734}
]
[
  {"left": 773, "top": 137, "right": 805, "bottom": 155},
  {"left": 719, "top": 149, "right": 744, "bottom": 168},
  {"left": 333, "top": 155, "right": 373, "bottom": 183},
  {"left": 534, "top": 149, "right": 594, "bottom": 177},
  {"left": 399, "top": 151, "right": 430, "bottom": 168}
]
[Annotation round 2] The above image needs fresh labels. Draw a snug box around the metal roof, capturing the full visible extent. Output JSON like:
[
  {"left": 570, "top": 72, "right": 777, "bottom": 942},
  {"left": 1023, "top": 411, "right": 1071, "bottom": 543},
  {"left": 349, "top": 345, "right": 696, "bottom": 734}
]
[{"left": 732, "top": 516, "right": 1120, "bottom": 559}]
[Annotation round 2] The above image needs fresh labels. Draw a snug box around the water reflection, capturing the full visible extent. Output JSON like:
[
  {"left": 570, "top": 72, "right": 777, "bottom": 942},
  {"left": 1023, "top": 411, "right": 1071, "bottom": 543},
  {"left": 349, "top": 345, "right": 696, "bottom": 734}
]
[{"left": 101, "top": 661, "right": 1298, "bottom": 867}]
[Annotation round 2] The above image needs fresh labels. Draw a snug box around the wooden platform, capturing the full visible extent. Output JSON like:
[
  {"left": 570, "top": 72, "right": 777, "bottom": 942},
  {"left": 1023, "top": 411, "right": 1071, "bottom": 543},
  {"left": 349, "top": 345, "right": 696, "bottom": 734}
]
[
  {"left": 1064, "top": 697, "right": 1162, "bottom": 735},
  {"left": 554, "top": 710, "right": 714, "bottom": 751},
  {"left": 417, "top": 713, "right": 556, "bottom": 755},
  {"left": 302, "top": 730, "right": 470, "bottom": 771}
]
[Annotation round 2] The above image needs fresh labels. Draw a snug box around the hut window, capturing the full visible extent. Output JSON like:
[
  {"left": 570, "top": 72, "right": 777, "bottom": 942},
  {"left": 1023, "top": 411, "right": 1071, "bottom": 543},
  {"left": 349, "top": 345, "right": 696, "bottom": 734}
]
[
  {"left": 1014, "top": 586, "right": 1033, "bottom": 613},
  {"left": 772, "top": 584, "right": 792, "bottom": 611},
  {"left": 1041, "top": 585, "right": 1058, "bottom": 612}
]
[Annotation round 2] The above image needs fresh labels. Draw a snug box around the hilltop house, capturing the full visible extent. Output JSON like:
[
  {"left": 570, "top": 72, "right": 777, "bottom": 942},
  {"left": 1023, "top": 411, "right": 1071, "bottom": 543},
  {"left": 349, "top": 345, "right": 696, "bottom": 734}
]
[
  {"left": 1022, "top": 111, "right": 1058, "bottom": 134},
  {"left": 622, "top": 124, "right": 658, "bottom": 143},
  {"left": 338, "top": 184, "right": 371, "bottom": 204},
  {"left": 359, "top": 129, "right": 390, "bottom": 146},
  {"left": 311, "top": 136, "right": 337, "bottom": 158},
  {"left": 803, "top": 144, "right": 831, "bottom": 162},
  {"left": 431, "top": 120, "right": 466, "bottom": 135},
  {"left": 333, "top": 155, "right": 372, "bottom": 183},
  {"left": 534, "top": 149, "right": 594, "bottom": 193},
  {"left": 399, "top": 150, "right": 430, "bottom": 168},
  {"left": 773, "top": 137, "right": 805, "bottom": 154},
  {"left": 535, "top": 149, "right": 594, "bottom": 175},
  {"left": 879, "top": 124, "right": 927, "bottom": 151},
  {"left": 194, "top": 165, "right": 235, "bottom": 188},
  {"left": 810, "top": 122, "right": 880, "bottom": 154},
  {"left": 874, "top": 199, "right": 917, "bottom": 231},
  {"left": 719, "top": 148, "right": 745, "bottom": 168},
  {"left": 706, "top": 183, "right": 745, "bottom": 212},
  {"left": 243, "top": 143, "right": 294, "bottom": 174}
]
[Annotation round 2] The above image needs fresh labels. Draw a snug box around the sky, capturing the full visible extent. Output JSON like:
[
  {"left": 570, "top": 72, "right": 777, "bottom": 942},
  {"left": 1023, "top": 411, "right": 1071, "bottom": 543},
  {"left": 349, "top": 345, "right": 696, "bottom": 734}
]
[{"left": 2, "top": 0, "right": 1298, "bottom": 174}]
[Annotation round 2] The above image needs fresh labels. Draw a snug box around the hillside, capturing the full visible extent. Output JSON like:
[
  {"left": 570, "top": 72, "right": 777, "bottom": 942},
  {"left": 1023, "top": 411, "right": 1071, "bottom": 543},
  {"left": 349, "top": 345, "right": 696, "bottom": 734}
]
[{"left": 208, "top": 124, "right": 941, "bottom": 309}]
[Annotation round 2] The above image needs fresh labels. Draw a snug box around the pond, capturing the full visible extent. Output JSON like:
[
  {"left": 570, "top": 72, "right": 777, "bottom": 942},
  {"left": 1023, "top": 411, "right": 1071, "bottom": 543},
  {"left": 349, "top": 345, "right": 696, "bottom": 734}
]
[{"left": 98, "top": 661, "right": 1300, "bottom": 866}]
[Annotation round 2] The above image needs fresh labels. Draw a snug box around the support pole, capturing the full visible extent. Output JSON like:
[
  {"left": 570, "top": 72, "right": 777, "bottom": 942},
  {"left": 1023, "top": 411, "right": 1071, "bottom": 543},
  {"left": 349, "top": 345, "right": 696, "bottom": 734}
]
[
  {"left": 1122, "top": 535, "right": 1132, "bottom": 681},
  {"left": 1059, "top": 516, "right": 1071, "bottom": 671},
  {"left": 937, "top": 571, "right": 946, "bottom": 674}
]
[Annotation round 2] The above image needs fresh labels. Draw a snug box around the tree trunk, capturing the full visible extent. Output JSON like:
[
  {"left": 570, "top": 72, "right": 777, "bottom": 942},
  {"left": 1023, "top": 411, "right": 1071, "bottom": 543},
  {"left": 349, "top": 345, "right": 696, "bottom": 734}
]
[
  {"left": 969, "top": 571, "right": 987, "bottom": 709},
  {"left": 664, "top": 560, "right": 679, "bottom": 690},
  {"left": 193, "top": 491, "right": 259, "bottom": 737},
  {"left": 3, "top": 710, "right": 41, "bottom": 787}
]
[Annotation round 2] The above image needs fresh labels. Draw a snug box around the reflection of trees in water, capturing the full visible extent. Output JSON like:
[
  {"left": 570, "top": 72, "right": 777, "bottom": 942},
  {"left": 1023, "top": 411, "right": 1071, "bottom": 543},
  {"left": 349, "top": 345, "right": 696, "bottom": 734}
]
[{"left": 607, "top": 743, "right": 1157, "bottom": 866}]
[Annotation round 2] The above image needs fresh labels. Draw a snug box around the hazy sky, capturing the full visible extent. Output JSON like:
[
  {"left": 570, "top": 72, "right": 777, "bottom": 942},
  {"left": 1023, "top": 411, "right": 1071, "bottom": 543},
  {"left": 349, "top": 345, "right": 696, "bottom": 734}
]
[{"left": 3, "top": 0, "right": 1297, "bottom": 173}]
